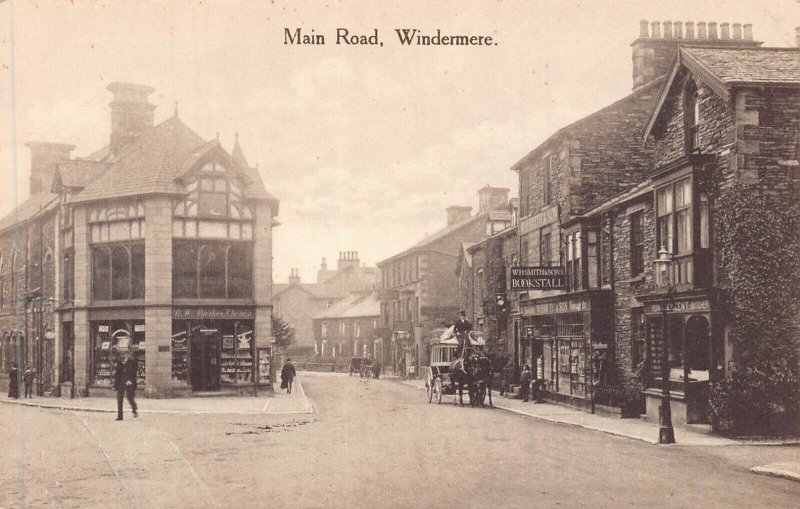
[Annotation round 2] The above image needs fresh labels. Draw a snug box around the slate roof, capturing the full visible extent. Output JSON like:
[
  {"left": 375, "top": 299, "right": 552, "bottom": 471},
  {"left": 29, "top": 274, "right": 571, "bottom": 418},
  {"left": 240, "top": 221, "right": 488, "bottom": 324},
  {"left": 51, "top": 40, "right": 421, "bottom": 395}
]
[
  {"left": 0, "top": 192, "right": 59, "bottom": 233},
  {"left": 73, "top": 115, "right": 205, "bottom": 202},
  {"left": 682, "top": 47, "right": 800, "bottom": 86},
  {"left": 53, "top": 159, "right": 108, "bottom": 191}
]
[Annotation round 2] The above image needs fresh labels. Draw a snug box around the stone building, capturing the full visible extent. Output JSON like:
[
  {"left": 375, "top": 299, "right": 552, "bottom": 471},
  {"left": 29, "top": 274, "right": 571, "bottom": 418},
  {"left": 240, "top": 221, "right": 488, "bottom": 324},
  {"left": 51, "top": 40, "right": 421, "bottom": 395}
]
[
  {"left": 377, "top": 186, "right": 514, "bottom": 377},
  {"left": 312, "top": 291, "right": 383, "bottom": 361},
  {"left": 1, "top": 82, "right": 279, "bottom": 398},
  {"left": 273, "top": 252, "right": 378, "bottom": 354},
  {"left": 511, "top": 20, "right": 770, "bottom": 412}
]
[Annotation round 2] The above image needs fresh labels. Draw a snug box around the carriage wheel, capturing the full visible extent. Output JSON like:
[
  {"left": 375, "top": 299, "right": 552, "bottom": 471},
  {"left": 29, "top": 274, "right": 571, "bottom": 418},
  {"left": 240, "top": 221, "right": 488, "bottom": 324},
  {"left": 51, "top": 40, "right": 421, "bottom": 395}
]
[{"left": 434, "top": 378, "right": 443, "bottom": 404}]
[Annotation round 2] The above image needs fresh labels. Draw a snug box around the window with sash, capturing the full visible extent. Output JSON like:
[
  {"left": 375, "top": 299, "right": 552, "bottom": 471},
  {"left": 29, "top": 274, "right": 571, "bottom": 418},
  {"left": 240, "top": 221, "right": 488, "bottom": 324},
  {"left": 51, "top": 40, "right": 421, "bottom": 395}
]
[
  {"left": 630, "top": 211, "right": 645, "bottom": 277},
  {"left": 656, "top": 176, "right": 708, "bottom": 287}
]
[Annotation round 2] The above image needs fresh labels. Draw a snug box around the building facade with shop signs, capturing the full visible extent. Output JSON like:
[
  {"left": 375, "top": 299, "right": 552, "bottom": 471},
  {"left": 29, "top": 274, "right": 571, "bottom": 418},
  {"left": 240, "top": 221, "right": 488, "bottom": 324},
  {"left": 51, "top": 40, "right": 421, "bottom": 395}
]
[
  {"left": 505, "top": 21, "right": 800, "bottom": 429},
  {"left": 456, "top": 225, "right": 520, "bottom": 375},
  {"left": 312, "top": 291, "right": 383, "bottom": 361},
  {"left": 0, "top": 82, "right": 279, "bottom": 398},
  {"left": 273, "top": 252, "right": 378, "bottom": 354},
  {"left": 378, "top": 186, "right": 515, "bottom": 378}
]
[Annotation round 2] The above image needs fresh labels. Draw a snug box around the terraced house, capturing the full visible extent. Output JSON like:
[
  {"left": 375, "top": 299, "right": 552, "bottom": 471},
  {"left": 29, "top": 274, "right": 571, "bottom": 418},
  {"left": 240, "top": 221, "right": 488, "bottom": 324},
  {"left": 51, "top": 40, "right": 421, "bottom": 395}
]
[{"left": 1, "top": 83, "right": 279, "bottom": 398}]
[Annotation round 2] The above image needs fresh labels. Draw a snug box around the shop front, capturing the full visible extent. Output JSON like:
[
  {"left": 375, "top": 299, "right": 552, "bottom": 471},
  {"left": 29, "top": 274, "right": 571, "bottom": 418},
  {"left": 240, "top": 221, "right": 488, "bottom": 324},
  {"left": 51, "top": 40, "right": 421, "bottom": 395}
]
[
  {"left": 522, "top": 290, "right": 612, "bottom": 411},
  {"left": 172, "top": 306, "right": 267, "bottom": 395},
  {"left": 639, "top": 291, "right": 718, "bottom": 426}
]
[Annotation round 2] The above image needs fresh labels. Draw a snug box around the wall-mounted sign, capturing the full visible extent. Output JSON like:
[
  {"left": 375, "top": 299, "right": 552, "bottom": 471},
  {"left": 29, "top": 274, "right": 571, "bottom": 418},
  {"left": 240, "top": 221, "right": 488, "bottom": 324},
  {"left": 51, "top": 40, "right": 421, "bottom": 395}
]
[
  {"left": 511, "top": 267, "right": 566, "bottom": 290},
  {"left": 173, "top": 307, "right": 256, "bottom": 320},
  {"left": 519, "top": 204, "right": 559, "bottom": 235},
  {"left": 98, "top": 325, "right": 109, "bottom": 333}
]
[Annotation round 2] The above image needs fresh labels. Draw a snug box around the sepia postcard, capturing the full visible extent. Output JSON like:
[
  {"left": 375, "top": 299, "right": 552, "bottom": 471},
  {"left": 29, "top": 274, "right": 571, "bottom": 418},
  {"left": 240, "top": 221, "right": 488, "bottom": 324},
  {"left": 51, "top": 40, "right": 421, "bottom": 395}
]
[{"left": 2, "top": 1, "right": 800, "bottom": 508}]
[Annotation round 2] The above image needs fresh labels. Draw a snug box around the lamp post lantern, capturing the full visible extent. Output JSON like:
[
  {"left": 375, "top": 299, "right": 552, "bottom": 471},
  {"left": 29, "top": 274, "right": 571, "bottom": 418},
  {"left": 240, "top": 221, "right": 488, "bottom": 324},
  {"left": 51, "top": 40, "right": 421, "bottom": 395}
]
[{"left": 653, "top": 246, "right": 676, "bottom": 444}]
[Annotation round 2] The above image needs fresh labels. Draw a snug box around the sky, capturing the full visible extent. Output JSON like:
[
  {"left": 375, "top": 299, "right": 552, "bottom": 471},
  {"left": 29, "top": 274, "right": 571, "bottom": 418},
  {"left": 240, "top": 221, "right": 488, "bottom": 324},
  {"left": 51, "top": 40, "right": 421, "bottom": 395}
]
[{"left": 1, "top": 0, "right": 798, "bottom": 284}]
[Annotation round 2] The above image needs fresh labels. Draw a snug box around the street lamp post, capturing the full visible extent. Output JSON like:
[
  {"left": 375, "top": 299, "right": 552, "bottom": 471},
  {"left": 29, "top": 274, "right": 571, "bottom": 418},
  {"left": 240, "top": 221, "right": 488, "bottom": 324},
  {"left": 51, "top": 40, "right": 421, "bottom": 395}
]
[{"left": 654, "top": 246, "right": 676, "bottom": 445}]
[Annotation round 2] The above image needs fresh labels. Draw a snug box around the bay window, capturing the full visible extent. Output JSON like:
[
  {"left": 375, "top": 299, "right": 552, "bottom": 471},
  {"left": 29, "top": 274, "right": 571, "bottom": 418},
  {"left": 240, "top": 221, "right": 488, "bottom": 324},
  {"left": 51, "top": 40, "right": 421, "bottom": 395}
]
[{"left": 565, "top": 227, "right": 600, "bottom": 292}]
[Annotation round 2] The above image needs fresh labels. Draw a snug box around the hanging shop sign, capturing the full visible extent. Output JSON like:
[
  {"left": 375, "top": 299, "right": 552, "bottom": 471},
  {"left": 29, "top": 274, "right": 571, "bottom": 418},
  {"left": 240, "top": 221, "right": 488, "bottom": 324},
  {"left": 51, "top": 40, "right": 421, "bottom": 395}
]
[
  {"left": 511, "top": 266, "right": 566, "bottom": 290},
  {"left": 173, "top": 307, "right": 256, "bottom": 320}
]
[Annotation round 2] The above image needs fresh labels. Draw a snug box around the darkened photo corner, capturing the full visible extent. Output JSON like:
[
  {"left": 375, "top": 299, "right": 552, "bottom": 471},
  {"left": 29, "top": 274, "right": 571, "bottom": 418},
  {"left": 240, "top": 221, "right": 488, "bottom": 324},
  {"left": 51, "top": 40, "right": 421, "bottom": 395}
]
[{"left": 1, "top": 1, "right": 799, "bottom": 507}]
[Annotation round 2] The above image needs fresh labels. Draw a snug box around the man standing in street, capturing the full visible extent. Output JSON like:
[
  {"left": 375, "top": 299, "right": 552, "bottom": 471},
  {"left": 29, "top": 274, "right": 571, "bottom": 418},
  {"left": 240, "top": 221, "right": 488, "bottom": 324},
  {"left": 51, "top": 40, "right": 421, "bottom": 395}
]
[
  {"left": 8, "top": 362, "right": 19, "bottom": 399},
  {"left": 453, "top": 311, "right": 473, "bottom": 358},
  {"left": 520, "top": 364, "right": 533, "bottom": 403},
  {"left": 114, "top": 352, "right": 138, "bottom": 420},
  {"left": 23, "top": 365, "right": 35, "bottom": 398},
  {"left": 281, "top": 358, "right": 296, "bottom": 394}
]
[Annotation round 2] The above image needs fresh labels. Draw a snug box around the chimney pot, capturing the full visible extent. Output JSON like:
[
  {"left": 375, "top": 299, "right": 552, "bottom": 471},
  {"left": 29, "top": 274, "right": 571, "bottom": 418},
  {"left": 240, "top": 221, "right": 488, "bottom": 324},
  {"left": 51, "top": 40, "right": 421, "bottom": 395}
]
[
  {"left": 685, "top": 22, "right": 695, "bottom": 39},
  {"left": 639, "top": 20, "right": 649, "bottom": 38},
  {"left": 663, "top": 21, "right": 673, "bottom": 38},
  {"left": 743, "top": 23, "right": 752, "bottom": 40},
  {"left": 732, "top": 23, "right": 742, "bottom": 40},
  {"left": 651, "top": 21, "right": 661, "bottom": 38},
  {"left": 720, "top": 22, "right": 730, "bottom": 39},
  {"left": 674, "top": 22, "right": 683, "bottom": 39},
  {"left": 697, "top": 22, "right": 707, "bottom": 39},
  {"left": 708, "top": 22, "right": 718, "bottom": 39}
]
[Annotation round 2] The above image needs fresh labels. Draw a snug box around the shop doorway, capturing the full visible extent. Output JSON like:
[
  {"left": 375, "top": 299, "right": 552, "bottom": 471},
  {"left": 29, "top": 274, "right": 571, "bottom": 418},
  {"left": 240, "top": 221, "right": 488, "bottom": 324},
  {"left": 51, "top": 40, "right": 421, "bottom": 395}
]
[{"left": 191, "top": 330, "right": 221, "bottom": 391}]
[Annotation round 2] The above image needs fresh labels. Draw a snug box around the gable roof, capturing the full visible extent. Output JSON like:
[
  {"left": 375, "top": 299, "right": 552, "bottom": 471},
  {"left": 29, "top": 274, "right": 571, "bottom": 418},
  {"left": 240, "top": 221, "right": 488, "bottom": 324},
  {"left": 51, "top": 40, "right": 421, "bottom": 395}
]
[
  {"left": 0, "top": 192, "right": 59, "bottom": 234},
  {"left": 379, "top": 212, "right": 486, "bottom": 266},
  {"left": 52, "top": 159, "right": 108, "bottom": 192},
  {"left": 73, "top": 115, "right": 205, "bottom": 203},
  {"left": 512, "top": 76, "right": 666, "bottom": 171},
  {"left": 645, "top": 47, "right": 800, "bottom": 140}
]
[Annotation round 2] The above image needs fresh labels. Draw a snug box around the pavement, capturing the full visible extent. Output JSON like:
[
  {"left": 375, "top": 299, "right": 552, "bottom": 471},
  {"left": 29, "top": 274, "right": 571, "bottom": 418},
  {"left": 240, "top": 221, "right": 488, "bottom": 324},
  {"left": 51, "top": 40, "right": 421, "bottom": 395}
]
[
  {"left": 0, "top": 380, "right": 313, "bottom": 415},
  {"left": 394, "top": 377, "right": 800, "bottom": 448}
]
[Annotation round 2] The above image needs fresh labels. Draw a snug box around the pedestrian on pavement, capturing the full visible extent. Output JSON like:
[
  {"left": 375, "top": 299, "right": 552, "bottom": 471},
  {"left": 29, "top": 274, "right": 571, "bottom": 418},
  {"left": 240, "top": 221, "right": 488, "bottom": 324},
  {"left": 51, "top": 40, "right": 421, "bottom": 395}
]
[
  {"left": 8, "top": 362, "right": 19, "bottom": 399},
  {"left": 23, "top": 365, "right": 35, "bottom": 398},
  {"left": 281, "top": 358, "right": 296, "bottom": 394},
  {"left": 520, "top": 364, "right": 533, "bottom": 402},
  {"left": 114, "top": 352, "right": 138, "bottom": 420}
]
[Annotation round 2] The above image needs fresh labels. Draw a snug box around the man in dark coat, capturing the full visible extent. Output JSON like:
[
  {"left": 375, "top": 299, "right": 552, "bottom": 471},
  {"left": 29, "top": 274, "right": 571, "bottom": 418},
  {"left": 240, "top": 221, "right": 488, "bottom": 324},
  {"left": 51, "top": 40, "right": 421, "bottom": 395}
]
[
  {"left": 520, "top": 364, "right": 533, "bottom": 402},
  {"left": 280, "top": 358, "right": 296, "bottom": 394},
  {"left": 114, "top": 352, "right": 138, "bottom": 420},
  {"left": 8, "top": 362, "right": 19, "bottom": 399},
  {"left": 453, "top": 311, "right": 473, "bottom": 358}
]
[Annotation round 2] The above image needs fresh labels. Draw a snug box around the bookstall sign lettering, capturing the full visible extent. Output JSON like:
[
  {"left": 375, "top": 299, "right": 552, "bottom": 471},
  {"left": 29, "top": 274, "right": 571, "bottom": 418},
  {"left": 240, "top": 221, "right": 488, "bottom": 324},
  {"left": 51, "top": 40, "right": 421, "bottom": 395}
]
[{"left": 511, "top": 267, "right": 566, "bottom": 290}]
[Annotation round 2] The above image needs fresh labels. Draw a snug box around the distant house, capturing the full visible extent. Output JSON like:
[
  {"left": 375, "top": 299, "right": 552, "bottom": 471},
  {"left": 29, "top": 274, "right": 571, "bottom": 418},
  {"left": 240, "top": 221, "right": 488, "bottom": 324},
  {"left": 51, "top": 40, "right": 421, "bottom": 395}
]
[
  {"left": 377, "top": 186, "right": 515, "bottom": 376},
  {"left": 312, "top": 292, "right": 383, "bottom": 360},
  {"left": 273, "top": 252, "right": 377, "bottom": 354}
]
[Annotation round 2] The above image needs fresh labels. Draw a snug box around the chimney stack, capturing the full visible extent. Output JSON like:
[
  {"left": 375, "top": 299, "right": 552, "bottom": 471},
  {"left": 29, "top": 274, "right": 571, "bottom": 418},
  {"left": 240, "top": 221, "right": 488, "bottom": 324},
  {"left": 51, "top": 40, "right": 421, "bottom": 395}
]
[
  {"left": 288, "top": 268, "right": 301, "bottom": 285},
  {"left": 698, "top": 22, "right": 707, "bottom": 38},
  {"left": 639, "top": 20, "right": 649, "bottom": 38},
  {"left": 651, "top": 21, "right": 661, "bottom": 38},
  {"left": 107, "top": 82, "right": 156, "bottom": 156},
  {"left": 25, "top": 142, "right": 75, "bottom": 195},
  {"left": 337, "top": 251, "right": 360, "bottom": 271},
  {"left": 631, "top": 20, "right": 762, "bottom": 91},
  {"left": 477, "top": 185, "right": 511, "bottom": 213},
  {"left": 446, "top": 206, "right": 472, "bottom": 226}
]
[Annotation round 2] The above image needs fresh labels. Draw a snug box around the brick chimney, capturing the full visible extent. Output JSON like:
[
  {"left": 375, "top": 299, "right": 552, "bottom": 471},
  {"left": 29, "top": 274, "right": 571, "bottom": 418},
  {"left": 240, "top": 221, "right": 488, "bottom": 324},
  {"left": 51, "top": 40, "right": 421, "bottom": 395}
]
[
  {"left": 288, "top": 268, "right": 301, "bottom": 285},
  {"left": 631, "top": 20, "right": 763, "bottom": 90},
  {"left": 446, "top": 206, "right": 472, "bottom": 226},
  {"left": 477, "top": 185, "right": 510, "bottom": 213},
  {"left": 107, "top": 82, "right": 156, "bottom": 156},
  {"left": 25, "top": 142, "right": 75, "bottom": 195},
  {"left": 337, "top": 251, "right": 360, "bottom": 271}
]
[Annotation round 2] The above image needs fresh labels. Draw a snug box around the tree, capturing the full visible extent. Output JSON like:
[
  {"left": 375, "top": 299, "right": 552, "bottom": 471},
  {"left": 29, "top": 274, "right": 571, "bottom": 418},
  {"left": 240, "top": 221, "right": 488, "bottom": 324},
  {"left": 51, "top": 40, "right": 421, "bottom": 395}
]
[{"left": 272, "top": 315, "right": 295, "bottom": 349}]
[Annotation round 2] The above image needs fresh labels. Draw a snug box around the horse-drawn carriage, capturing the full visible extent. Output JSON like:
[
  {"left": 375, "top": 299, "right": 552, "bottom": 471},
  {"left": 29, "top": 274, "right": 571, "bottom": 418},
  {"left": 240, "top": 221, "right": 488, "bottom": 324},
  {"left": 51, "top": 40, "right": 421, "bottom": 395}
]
[{"left": 423, "top": 327, "right": 492, "bottom": 407}]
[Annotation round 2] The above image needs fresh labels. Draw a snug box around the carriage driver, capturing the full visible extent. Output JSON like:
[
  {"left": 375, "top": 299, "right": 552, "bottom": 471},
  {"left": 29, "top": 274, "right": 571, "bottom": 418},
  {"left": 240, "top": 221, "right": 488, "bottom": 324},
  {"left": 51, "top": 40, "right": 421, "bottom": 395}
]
[{"left": 453, "top": 311, "right": 473, "bottom": 358}]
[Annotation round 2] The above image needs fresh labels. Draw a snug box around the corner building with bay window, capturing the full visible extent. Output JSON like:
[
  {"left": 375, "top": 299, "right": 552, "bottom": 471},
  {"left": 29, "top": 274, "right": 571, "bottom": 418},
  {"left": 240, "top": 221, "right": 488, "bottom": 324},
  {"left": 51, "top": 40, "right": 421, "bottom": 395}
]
[{"left": 53, "top": 83, "right": 278, "bottom": 397}]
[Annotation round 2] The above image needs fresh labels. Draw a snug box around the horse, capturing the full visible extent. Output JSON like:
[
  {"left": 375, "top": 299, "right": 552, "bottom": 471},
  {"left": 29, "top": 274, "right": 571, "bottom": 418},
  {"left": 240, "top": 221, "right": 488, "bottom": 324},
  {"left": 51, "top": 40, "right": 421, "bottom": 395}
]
[
  {"left": 467, "top": 355, "right": 493, "bottom": 408},
  {"left": 449, "top": 354, "right": 475, "bottom": 406}
]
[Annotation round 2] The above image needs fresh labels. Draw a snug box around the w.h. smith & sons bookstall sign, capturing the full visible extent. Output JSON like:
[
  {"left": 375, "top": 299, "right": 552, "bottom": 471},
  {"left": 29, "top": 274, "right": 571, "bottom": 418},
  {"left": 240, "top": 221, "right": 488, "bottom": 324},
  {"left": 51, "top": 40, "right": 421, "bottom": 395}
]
[{"left": 511, "top": 267, "right": 566, "bottom": 290}]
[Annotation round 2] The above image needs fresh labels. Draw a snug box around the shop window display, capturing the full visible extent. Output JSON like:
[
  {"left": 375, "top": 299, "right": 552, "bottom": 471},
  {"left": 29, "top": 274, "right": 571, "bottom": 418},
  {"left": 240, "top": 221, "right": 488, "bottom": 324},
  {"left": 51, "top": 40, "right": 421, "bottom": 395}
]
[{"left": 91, "top": 321, "right": 146, "bottom": 387}]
